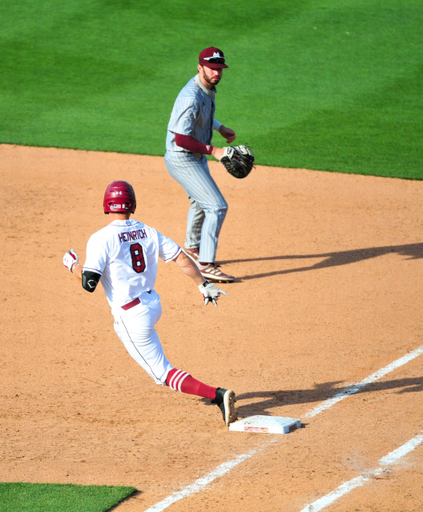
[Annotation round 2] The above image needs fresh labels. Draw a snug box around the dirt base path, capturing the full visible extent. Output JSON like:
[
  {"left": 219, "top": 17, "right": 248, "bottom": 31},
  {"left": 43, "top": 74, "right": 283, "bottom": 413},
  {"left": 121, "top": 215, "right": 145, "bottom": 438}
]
[{"left": 1, "top": 144, "right": 422, "bottom": 511}]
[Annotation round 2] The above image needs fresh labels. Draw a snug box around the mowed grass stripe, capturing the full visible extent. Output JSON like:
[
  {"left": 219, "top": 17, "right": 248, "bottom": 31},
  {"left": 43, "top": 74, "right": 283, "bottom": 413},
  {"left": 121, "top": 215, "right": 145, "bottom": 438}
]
[{"left": 1, "top": 0, "right": 421, "bottom": 178}]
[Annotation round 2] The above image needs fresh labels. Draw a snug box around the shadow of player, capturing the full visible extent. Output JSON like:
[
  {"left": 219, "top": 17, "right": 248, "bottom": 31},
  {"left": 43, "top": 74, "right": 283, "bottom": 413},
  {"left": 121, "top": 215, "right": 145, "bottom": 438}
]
[{"left": 220, "top": 242, "right": 423, "bottom": 281}]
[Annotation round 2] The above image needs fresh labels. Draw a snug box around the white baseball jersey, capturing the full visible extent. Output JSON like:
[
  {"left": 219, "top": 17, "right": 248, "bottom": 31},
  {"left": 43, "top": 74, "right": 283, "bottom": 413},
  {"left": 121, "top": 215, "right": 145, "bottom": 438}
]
[{"left": 83, "top": 219, "right": 181, "bottom": 314}]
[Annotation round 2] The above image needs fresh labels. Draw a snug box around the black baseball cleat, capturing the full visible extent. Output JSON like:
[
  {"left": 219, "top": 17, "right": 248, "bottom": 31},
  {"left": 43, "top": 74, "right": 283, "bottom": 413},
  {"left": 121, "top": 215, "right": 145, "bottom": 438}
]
[{"left": 212, "top": 388, "right": 237, "bottom": 426}]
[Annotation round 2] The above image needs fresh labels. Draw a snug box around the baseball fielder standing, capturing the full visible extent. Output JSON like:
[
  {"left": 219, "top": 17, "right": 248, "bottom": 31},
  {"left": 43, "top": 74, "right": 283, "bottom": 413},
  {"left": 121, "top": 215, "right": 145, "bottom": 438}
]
[
  {"left": 63, "top": 181, "right": 237, "bottom": 426},
  {"left": 164, "top": 46, "right": 236, "bottom": 283}
]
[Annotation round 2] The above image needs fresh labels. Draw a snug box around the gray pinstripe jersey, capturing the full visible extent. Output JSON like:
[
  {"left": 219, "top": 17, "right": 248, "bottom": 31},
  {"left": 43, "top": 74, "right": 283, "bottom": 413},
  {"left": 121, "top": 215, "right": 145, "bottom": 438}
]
[{"left": 166, "top": 75, "right": 220, "bottom": 152}]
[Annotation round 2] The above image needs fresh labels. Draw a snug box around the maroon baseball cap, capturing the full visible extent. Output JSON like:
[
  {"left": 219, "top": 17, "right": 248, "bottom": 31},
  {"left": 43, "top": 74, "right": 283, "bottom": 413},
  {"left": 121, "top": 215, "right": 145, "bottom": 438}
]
[{"left": 198, "top": 47, "right": 228, "bottom": 69}]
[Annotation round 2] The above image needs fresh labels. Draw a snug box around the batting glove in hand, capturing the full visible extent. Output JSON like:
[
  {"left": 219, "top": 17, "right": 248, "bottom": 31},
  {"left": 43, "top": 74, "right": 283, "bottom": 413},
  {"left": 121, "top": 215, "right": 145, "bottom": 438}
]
[
  {"left": 198, "top": 280, "right": 227, "bottom": 307},
  {"left": 63, "top": 249, "right": 79, "bottom": 272}
]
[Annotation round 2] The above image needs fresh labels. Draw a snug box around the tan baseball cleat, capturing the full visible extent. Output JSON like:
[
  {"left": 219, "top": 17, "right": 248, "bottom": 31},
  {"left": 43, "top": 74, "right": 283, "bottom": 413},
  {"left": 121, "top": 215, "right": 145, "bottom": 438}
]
[
  {"left": 182, "top": 247, "right": 200, "bottom": 264},
  {"left": 197, "top": 263, "right": 234, "bottom": 283}
]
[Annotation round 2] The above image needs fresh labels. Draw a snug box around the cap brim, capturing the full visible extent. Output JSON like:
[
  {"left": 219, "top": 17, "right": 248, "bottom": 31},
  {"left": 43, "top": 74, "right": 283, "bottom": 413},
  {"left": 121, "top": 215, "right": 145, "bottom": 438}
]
[{"left": 200, "top": 60, "right": 228, "bottom": 69}]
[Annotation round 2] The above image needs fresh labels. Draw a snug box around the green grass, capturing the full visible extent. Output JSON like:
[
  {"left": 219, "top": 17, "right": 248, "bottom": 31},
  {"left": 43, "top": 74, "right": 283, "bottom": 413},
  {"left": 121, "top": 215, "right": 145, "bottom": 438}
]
[
  {"left": 0, "top": 0, "right": 422, "bottom": 179},
  {"left": 0, "top": 482, "right": 136, "bottom": 512}
]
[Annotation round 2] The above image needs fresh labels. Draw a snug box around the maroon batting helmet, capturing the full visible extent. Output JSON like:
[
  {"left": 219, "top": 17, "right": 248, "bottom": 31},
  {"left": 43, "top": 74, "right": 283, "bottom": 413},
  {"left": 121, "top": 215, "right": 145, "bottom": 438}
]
[{"left": 103, "top": 181, "right": 136, "bottom": 214}]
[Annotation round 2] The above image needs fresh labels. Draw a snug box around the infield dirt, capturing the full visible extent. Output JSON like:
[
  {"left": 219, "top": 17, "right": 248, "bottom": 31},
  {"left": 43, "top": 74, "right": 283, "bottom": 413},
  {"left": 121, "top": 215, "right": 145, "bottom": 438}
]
[{"left": 1, "top": 144, "right": 422, "bottom": 511}]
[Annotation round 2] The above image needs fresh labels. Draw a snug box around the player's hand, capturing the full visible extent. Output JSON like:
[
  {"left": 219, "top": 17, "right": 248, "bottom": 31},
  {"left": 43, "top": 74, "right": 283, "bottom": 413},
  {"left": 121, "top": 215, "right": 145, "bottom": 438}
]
[
  {"left": 198, "top": 280, "right": 227, "bottom": 307},
  {"left": 63, "top": 249, "right": 79, "bottom": 272},
  {"left": 219, "top": 125, "right": 236, "bottom": 144}
]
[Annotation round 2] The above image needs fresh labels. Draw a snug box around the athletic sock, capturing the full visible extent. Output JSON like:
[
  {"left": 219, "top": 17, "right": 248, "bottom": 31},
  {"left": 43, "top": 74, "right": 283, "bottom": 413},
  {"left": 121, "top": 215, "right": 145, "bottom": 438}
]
[{"left": 166, "top": 368, "right": 216, "bottom": 400}]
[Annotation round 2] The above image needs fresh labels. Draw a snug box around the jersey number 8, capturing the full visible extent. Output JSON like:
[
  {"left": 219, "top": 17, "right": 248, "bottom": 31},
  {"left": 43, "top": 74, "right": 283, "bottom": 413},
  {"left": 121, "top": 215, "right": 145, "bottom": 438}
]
[{"left": 130, "top": 243, "right": 146, "bottom": 273}]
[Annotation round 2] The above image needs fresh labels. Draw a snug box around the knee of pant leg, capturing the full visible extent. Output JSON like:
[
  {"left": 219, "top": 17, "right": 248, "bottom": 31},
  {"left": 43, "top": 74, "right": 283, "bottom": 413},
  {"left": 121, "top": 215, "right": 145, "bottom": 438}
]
[
  {"left": 218, "top": 201, "right": 228, "bottom": 219},
  {"left": 212, "top": 199, "right": 228, "bottom": 215},
  {"left": 204, "top": 204, "right": 227, "bottom": 222}
]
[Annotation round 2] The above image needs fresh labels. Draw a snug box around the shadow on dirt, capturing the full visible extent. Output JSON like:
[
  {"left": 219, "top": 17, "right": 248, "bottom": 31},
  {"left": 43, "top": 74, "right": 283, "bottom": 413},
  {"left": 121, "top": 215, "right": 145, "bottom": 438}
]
[
  {"left": 229, "top": 376, "right": 423, "bottom": 417},
  {"left": 220, "top": 242, "right": 423, "bottom": 281}
]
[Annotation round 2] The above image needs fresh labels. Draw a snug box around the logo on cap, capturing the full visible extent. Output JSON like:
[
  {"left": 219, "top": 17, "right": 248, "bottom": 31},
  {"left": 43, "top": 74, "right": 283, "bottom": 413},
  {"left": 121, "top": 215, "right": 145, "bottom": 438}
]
[{"left": 204, "top": 52, "right": 223, "bottom": 60}]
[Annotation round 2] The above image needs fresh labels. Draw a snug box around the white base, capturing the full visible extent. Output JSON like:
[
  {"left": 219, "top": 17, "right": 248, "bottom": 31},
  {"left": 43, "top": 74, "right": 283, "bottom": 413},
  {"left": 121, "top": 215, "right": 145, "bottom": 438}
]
[{"left": 229, "top": 415, "right": 301, "bottom": 434}]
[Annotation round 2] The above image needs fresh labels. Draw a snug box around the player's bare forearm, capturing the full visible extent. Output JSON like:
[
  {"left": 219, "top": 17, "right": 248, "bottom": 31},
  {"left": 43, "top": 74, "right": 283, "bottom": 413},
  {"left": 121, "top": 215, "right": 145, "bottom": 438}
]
[
  {"left": 211, "top": 146, "right": 225, "bottom": 160},
  {"left": 72, "top": 263, "right": 83, "bottom": 282},
  {"left": 174, "top": 251, "right": 204, "bottom": 285},
  {"left": 174, "top": 251, "right": 227, "bottom": 306}
]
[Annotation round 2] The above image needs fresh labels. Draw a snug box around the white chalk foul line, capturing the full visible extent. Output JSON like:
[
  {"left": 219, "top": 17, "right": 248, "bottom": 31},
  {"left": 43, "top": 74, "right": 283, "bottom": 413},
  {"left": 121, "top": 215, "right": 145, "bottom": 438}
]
[
  {"left": 299, "top": 432, "right": 423, "bottom": 512},
  {"left": 303, "top": 345, "right": 423, "bottom": 419},
  {"left": 143, "top": 345, "right": 423, "bottom": 512},
  {"left": 144, "top": 446, "right": 271, "bottom": 512}
]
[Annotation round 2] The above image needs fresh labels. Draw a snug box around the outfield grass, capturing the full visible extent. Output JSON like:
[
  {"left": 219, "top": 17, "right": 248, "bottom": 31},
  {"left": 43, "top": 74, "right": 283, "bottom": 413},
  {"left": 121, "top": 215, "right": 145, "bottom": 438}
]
[
  {"left": 1, "top": 0, "right": 422, "bottom": 178},
  {"left": 0, "top": 482, "right": 136, "bottom": 512}
]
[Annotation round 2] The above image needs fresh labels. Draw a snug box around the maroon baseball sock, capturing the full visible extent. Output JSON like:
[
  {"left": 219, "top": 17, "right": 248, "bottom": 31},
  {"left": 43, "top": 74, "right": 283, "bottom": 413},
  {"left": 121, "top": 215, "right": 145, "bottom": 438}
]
[{"left": 166, "top": 368, "right": 216, "bottom": 400}]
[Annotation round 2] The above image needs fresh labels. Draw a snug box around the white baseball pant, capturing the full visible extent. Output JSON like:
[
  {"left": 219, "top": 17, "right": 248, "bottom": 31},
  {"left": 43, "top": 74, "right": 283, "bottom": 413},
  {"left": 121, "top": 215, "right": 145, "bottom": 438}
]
[{"left": 113, "top": 290, "right": 173, "bottom": 385}]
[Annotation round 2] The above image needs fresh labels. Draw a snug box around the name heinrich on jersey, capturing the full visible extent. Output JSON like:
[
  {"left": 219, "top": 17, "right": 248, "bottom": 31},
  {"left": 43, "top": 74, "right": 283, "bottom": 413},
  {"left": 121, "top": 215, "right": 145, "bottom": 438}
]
[{"left": 118, "top": 228, "right": 147, "bottom": 243}]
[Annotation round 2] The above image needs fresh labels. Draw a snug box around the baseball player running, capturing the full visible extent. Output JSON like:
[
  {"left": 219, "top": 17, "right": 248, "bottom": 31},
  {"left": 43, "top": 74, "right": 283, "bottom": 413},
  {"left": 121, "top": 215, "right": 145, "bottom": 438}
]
[
  {"left": 63, "top": 181, "right": 237, "bottom": 426},
  {"left": 164, "top": 46, "right": 236, "bottom": 283}
]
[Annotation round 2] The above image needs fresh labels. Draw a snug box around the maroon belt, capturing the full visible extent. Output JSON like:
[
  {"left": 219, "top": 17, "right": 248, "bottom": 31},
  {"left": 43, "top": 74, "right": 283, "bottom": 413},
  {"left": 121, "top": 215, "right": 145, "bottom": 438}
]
[
  {"left": 121, "top": 291, "right": 151, "bottom": 310},
  {"left": 121, "top": 298, "right": 140, "bottom": 310}
]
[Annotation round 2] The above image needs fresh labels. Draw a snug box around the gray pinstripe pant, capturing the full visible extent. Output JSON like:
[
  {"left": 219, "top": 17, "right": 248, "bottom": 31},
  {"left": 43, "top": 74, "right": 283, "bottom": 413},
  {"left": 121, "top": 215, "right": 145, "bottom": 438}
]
[{"left": 164, "top": 151, "right": 228, "bottom": 263}]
